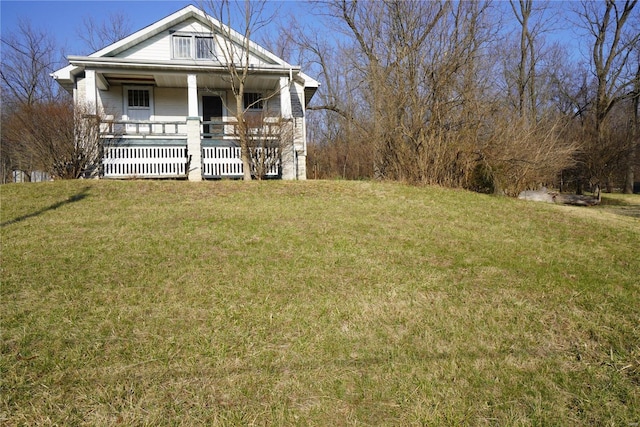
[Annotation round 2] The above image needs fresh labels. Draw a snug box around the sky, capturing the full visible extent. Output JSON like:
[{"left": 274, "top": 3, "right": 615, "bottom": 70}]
[
  {"left": 1, "top": 0, "right": 590, "bottom": 68},
  {"left": 1, "top": 1, "right": 188, "bottom": 54},
  {"left": 0, "top": 0, "right": 306, "bottom": 57}
]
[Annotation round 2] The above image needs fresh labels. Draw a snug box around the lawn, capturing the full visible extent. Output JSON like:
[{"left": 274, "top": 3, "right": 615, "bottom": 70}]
[{"left": 1, "top": 180, "right": 639, "bottom": 425}]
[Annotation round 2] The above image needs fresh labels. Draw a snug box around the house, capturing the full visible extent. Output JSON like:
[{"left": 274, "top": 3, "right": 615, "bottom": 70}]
[{"left": 51, "top": 4, "right": 318, "bottom": 180}]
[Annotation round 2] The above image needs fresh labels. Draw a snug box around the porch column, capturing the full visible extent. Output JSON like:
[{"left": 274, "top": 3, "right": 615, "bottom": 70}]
[
  {"left": 84, "top": 69, "right": 98, "bottom": 114},
  {"left": 298, "top": 109, "right": 308, "bottom": 180},
  {"left": 281, "top": 142, "right": 296, "bottom": 180},
  {"left": 186, "top": 74, "right": 202, "bottom": 181},
  {"left": 297, "top": 151, "right": 307, "bottom": 180},
  {"left": 279, "top": 76, "right": 296, "bottom": 179},
  {"left": 279, "top": 77, "right": 291, "bottom": 119},
  {"left": 188, "top": 74, "right": 199, "bottom": 117}
]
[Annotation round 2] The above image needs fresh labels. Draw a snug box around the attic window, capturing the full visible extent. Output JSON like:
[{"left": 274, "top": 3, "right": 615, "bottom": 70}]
[
  {"left": 172, "top": 34, "right": 214, "bottom": 60},
  {"left": 196, "top": 37, "right": 214, "bottom": 59},
  {"left": 173, "top": 36, "right": 191, "bottom": 59}
]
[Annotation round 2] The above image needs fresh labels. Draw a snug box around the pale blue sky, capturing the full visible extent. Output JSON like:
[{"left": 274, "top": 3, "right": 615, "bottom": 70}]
[
  {"left": 1, "top": 0, "right": 588, "bottom": 66},
  {"left": 2, "top": 1, "right": 189, "bottom": 54},
  {"left": 1, "top": 0, "right": 307, "bottom": 56}
]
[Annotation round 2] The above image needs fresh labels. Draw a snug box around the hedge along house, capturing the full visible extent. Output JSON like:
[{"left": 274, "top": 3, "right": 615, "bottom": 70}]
[{"left": 51, "top": 4, "right": 318, "bottom": 180}]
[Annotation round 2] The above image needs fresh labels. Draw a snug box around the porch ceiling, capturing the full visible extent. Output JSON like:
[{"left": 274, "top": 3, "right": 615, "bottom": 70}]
[{"left": 102, "top": 72, "right": 280, "bottom": 90}]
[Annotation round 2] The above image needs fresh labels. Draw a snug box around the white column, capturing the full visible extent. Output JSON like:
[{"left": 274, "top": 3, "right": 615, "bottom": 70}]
[
  {"left": 297, "top": 152, "right": 307, "bottom": 180},
  {"left": 279, "top": 76, "right": 292, "bottom": 119},
  {"left": 186, "top": 74, "right": 202, "bottom": 181},
  {"left": 187, "top": 74, "right": 199, "bottom": 118},
  {"left": 281, "top": 142, "right": 296, "bottom": 180},
  {"left": 279, "top": 76, "right": 295, "bottom": 179},
  {"left": 84, "top": 69, "right": 97, "bottom": 114}
]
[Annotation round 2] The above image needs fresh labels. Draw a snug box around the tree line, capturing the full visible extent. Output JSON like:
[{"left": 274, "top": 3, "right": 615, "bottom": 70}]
[
  {"left": 1, "top": 15, "right": 133, "bottom": 182},
  {"left": 2, "top": 1, "right": 638, "bottom": 193},
  {"left": 290, "top": 0, "right": 638, "bottom": 194}
]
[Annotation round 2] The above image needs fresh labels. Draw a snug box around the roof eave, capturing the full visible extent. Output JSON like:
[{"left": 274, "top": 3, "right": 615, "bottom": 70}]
[{"left": 67, "top": 56, "right": 301, "bottom": 75}]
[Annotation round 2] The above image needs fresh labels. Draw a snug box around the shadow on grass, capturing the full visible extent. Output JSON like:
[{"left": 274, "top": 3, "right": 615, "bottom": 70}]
[
  {"left": 598, "top": 196, "right": 640, "bottom": 218},
  {"left": 600, "top": 196, "right": 631, "bottom": 206},
  {"left": 1, "top": 186, "right": 92, "bottom": 227}
]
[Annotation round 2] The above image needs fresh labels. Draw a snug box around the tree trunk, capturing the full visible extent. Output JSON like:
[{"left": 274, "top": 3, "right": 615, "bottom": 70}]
[
  {"left": 237, "top": 118, "right": 253, "bottom": 181},
  {"left": 624, "top": 62, "right": 639, "bottom": 194}
]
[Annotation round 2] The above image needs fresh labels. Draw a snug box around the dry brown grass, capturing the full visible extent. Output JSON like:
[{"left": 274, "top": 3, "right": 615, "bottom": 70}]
[{"left": 1, "top": 180, "right": 639, "bottom": 425}]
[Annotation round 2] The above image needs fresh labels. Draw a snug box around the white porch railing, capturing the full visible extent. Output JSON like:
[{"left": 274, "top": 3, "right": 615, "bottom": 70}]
[
  {"left": 103, "top": 146, "right": 188, "bottom": 178},
  {"left": 99, "top": 117, "right": 281, "bottom": 178},
  {"left": 102, "top": 120, "right": 187, "bottom": 137},
  {"left": 202, "top": 146, "right": 280, "bottom": 178},
  {"left": 202, "top": 147, "right": 243, "bottom": 177}
]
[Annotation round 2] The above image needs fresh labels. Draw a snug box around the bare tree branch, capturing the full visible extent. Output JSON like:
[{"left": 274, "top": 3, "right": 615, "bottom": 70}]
[{"left": 77, "top": 11, "right": 133, "bottom": 53}]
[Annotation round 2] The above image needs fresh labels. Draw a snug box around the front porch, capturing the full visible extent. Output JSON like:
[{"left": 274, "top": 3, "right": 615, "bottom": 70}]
[
  {"left": 101, "top": 119, "right": 283, "bottom": 179},
  {"left": 85, "top": 68, "right": 303, "bottom": 180}
]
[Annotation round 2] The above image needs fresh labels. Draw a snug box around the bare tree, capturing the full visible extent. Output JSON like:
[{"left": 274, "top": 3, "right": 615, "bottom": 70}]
[
  {"left": 242, "top": 113, "right": 294, "bottom": 180},
  {"left": 475, "top": 1, "right": 579, "bottom": 194},
  {"left": 201, "top": 0, "right": 279, "bottom": 181},
  {"left": 582, "top": 0, "right": 638, "bottom": 139},
  {"left": 1, "top": 19, "right": 67, "bottom": 181},
  {"left": 0, "top": 17, "right": 111, "bottom": 180},
  {"left": 254, "top": 1, "right": 627, "bottom": 193},
  {"left": 3, "top": 102, "right": 106, "bottom": 179},
  {"left": 624, "top": 49, "right": 639, "bottom": 193},
  {"left": 293, "top": 24, "right": 372, "bottom": 179},
  {"left": 574, "top": 0, "right": 639, "bottom": 191},
  {"left": 507, "top": 0, "right": 560, "bottom": 120},
  {"left": 77, "top": 11, "right": 133, "bottom": 53},
  {"left": 0, "top": 19, "right": 62, "bottom": 106}
]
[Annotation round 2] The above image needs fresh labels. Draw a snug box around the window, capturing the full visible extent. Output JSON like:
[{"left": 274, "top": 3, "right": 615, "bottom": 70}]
[
  {"left": 243, "top": 92, "right": 263, "bottom": 110},
  {"left": 128, "top": 89, "right": 150, "bottom": 108},
  {"left": 196, "top": 37, "right": 214, "bottom": 59},
  {"left": 172, "top": 34, "right": 214, "bottom": 60},
  {"left": 173, "top": 36, "right": 192, "bottom": 59}
]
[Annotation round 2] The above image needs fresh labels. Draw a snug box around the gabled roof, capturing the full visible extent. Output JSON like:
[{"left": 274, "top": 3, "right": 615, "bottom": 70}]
[
  {"left": 52, "top": 4, "right": 319, "bottom": 95},
  {"left": 89, "top": 5, "right": 286, "bottom": 65}
]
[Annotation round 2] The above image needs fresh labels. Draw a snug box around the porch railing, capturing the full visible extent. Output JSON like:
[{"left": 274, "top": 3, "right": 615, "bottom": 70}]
[
  {"left": 103, "top": 145, "right": 188, "bottom": 178},
  {"left": 101, "top": 120, "right": 187, "bottom": 137},
  {"left": 99, "top": 119, "right": 281, "bottom": 179},
  {"left": 102, "top": 119, "right": 286, "bottom": 139},
  {"left": 102, "top": 145, "right": 279, "bottom": 179},
  {"left": 202, "top": 120, "right": 286, "bottom": 140},
  {"left": 202, "top": 120, "right": 226, "bottom": 138},
  {"left": 202, "top": 146, "right": 280, "bottom": 178}
]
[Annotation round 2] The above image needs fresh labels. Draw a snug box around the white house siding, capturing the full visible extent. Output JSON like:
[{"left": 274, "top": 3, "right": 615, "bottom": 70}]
[
  {"left": 52, "top": 6, "right": 317, "bottom": 181},
  {"left": 223, "top": 38, "right": 272, "bottom": 66},
  {"left": 113, "top": 20, "right": 214, "bottom": 61},
  {"left": 115, "top": 31, "right": 171, "bottom": 61},
  {"left": 113, "top": 17, "right": 276, "bottom": 67},
  {"left": 265, "top": 94, "right": 282, "bottom": 117},
  {"left": 225, "top": 93, "right": 239, "bottom": 116},
  {"left": 172, "top": 19, "right": 212, "bottom": 34},
  {"left": 290, "top": 82, "right": 306, "bottom": 152},
  {"left": 154, "top": 87, "right": 188, "bottom": 120},
  {"left": 98, "top": 85, "right": 124, "bottom": 118},
  {"left": 114, "top": 20, "right": 210, "bottom": 61},
  {"left": 117, "top": 20, "right": 216, "bottom": 61}
]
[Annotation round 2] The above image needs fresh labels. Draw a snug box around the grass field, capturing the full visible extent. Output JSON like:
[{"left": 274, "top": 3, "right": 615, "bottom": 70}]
[{"left": 1, "top": 179, "right": 639, "bottom": 425}]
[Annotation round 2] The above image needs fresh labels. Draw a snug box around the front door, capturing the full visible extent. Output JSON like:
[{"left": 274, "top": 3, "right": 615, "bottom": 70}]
[
  {"left": 125, "top": 87, "right": 152, "bottom": 133},
  {"left": 203, "top": 96, "right": 223, "bottom": 138}
]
